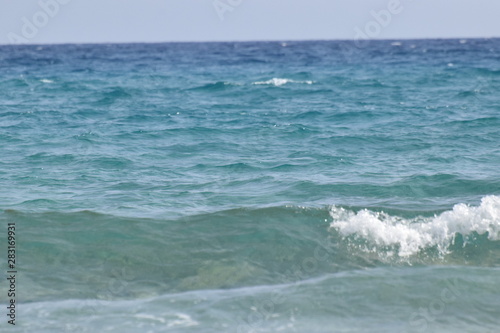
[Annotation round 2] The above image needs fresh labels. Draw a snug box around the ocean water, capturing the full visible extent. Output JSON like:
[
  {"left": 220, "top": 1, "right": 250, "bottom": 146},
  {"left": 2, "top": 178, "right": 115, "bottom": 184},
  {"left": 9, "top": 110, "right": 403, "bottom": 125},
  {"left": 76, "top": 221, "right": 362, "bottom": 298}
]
[{"left": 0, "top": 39, "right": 499, "bottom": 332}]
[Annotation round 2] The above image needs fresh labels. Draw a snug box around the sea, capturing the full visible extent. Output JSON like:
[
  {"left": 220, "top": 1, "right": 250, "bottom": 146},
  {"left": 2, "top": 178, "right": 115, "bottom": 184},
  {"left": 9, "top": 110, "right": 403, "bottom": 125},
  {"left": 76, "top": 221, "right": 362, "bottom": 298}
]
[{"left": 0, "top": 39, "right": 499, "bottom": 332}]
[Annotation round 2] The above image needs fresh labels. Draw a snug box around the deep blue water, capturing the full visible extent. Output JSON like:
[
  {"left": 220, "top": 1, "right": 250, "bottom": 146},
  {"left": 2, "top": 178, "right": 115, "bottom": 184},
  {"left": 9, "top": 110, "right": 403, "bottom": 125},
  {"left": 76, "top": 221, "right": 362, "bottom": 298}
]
[{"left": 0, "top": 39, "right": 499, "bottom": 332}]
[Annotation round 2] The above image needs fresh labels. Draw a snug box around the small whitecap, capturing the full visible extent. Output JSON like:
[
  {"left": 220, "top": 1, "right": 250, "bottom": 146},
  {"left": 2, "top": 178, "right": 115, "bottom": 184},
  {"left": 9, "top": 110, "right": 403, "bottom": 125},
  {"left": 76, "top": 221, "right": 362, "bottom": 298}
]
[
  {"left": 40, "top": 79, "right": 54, "bottom": 83},
  {"left": 253, "top": 78, "right": 313, "bottom": 86},
  {"left": 253, "top": 78, "right": 290, "bottom": 86},
  {"left": 391, "top": 42, "right": 402, "bottom": 46},
  {"left": 459, "top": 39, "right": 467, "bottom": 44}
]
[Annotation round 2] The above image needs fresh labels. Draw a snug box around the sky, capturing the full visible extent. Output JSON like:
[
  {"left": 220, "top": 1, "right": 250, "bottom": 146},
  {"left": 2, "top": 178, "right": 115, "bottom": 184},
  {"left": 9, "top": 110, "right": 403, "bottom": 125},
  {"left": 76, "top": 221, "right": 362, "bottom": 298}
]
[{"left": 1, "top": 0, "right": 499, "bottom": 45}]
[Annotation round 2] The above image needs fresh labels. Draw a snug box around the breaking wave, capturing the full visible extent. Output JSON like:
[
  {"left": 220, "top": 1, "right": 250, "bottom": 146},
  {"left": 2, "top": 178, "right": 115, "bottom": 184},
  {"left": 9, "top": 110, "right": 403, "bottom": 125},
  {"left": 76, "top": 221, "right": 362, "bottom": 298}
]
[{"left": 330, "top": 195, "right": 500, "bottom": 257}]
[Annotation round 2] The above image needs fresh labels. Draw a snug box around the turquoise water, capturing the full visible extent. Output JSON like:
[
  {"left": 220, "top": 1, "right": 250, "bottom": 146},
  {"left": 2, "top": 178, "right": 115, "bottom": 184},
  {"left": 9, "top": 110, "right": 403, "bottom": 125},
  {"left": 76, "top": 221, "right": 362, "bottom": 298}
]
[{"left": 0, "top": 39, "right": 499, "bottom": 332}]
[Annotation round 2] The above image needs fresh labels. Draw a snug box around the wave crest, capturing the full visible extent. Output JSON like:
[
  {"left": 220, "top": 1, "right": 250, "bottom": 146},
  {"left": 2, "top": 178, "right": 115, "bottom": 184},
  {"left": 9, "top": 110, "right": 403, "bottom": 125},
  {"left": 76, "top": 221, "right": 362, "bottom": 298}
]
[
  {"left": 252, "top": 78, "right": 314, "bottom": 86},
  {"left": 330, "top": 195, "right": 500, "bottom": 257}
]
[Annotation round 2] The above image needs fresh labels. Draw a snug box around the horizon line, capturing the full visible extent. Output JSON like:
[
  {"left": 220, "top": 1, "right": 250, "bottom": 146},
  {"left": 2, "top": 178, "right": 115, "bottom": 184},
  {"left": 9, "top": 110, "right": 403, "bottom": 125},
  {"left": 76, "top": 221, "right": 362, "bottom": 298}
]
[{"left": 1, "top": 36, "right": 499, "bottom": 47}]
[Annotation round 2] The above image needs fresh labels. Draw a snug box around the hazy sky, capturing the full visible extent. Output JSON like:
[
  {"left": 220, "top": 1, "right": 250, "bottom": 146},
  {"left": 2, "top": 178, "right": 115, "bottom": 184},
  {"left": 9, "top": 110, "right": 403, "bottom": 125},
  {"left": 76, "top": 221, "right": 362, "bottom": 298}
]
[{"left": 1, "top": 0, "right": 499, "bottom": 45}]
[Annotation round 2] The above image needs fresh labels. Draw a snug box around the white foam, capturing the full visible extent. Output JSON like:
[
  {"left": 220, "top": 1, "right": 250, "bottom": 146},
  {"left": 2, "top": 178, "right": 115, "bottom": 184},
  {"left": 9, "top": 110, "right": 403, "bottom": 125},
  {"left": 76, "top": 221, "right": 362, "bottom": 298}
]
[
  {"left": 166, "top": 313, "right": 198, "bottom": 328},
  {"left": 252, "top": 78, "right": 313, "bottom": 86},
  {"left": 330, "top": 196, "right": 500, "bottom": 257},
  {"left": 134, "top": 313, "right": 166, "bottom": 323},
  {"left": 40, "top": 79, "right": 54, "bottom": 83}
]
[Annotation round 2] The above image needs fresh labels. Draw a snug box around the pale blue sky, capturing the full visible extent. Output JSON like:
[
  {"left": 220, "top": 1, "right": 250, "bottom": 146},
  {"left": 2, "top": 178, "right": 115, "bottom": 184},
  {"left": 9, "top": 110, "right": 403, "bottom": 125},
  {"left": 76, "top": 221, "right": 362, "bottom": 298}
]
[{"left": 1, "top": 0, "right": 499, "bottom": 45}]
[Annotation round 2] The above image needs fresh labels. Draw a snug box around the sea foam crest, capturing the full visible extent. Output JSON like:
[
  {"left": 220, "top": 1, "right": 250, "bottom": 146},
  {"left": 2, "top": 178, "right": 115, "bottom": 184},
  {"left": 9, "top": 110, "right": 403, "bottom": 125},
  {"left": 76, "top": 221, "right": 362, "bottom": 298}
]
[
  {"left": 252, "top": 78, "right": 314, "bottom": 86},
  {"left": 330, "top": 195, "right": 500, "bottom": 257}
]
